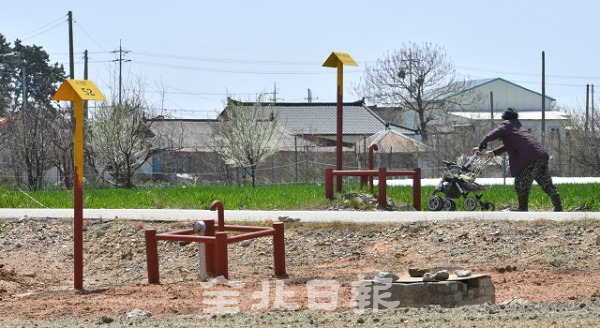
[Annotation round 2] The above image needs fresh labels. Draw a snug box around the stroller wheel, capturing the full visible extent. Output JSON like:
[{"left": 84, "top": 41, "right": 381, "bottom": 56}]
[
  {"left": 443, "top": 198, "right": 456, "bottom": 211},
  {"left": 463, "top": 197, "right": 478, "bottom": 211},
  {"left": 426, "top": 195, "right": 444, "bottom": 211}
]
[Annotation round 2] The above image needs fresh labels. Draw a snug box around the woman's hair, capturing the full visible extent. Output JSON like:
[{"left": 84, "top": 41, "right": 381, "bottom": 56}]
[{"left": 501, "top": 107, "right": 519, "bottom": 120}]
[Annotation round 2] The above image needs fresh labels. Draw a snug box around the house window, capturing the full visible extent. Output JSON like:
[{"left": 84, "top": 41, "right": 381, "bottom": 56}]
[{"left": 549, "top": 127, "right": 560, "bottom": 133}]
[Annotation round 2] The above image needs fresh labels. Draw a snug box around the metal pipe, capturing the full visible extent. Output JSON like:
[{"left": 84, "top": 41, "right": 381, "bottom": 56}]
[
  {"left": 193, "top": 221, "right": 207, "bottom": 281},
  {"left": 227, "top": 229, "right": 275, "bottom": 243}
]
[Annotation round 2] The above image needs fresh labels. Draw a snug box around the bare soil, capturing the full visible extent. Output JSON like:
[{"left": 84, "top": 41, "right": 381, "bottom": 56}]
[{"left": 1, "top": 214, "right": 600, "bottom": 327}]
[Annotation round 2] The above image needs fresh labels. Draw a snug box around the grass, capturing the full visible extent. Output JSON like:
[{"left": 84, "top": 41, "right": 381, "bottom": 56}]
[{"left": 0, "top": 183, "right": 598, "bottom": 211}]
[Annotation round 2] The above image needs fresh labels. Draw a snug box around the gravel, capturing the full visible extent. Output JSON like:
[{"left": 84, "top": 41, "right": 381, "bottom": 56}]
[{"left": 1, "top": 215, "right": 600, "bottom": 327}]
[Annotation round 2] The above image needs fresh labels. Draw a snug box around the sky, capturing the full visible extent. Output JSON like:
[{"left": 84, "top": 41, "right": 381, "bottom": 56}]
[{"left": 3, "top": 0, "right": 599, "bottom": 119}]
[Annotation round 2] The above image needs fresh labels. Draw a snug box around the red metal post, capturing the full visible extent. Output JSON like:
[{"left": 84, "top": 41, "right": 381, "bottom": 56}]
[
  {"left": 336, "top": 62, "right": 344, "bottom": 193},
  {"left": 368, "top": 144, "right": 378, "bottom": 190},
  {"left": 73, "top": 173, "right": 83, "bottom": 290},
  {"left": 325, "top": 168, "right": 333, "bottom": 199},
  {"left": 360, "top": 175, "right": 368, "bottom": 188},
  {"left": 73, "top": 100, "right": 84, "bottom": 290},
  {"left": 378, "top": 167, "right": 387, "bottom": 207},
  {"left": 204, "top": 219, "right": 215, "bottom": 276},
  {"left": 210, "top": 200, "right": 225, "bottom": 231},
  {"left": 215, "top": 231, "right": 229, "bottom": 279},
  {"left": 272, "top": 222, "right": 286, "bottom": 277},
  {"left": 145, "top": 229, "right": 160, "bottom": 284},
  {"left": 413, "top": 167, "right": 422, "bottom": 211}
]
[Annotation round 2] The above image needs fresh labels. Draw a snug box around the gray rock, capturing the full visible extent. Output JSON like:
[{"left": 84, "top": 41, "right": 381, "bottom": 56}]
[
  {"left": 408, "top": 268, "right": 429, "bottom": 277},
  {"left": 423, "top": 272, "right": 437, "bottom": 282},
  {"left": 374, "top": 271, "right": 399, "bottom": 282},
  {"left": 455, "top": 269, "right": 472, "bottom": 277},
  {"left": 434, "top": 270, "right": 449, "bottom": 281},
  {"left": 125, "top": 309, "right": 152, "bottom": 319}
]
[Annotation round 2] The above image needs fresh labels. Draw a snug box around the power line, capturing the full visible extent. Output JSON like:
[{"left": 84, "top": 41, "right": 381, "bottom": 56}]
[{"left": 16, "top": 14, "right": 67, "bottom": 41}]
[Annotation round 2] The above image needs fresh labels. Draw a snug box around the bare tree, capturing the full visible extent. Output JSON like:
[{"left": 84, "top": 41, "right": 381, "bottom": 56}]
[
  {"left": 357, "top": 42, "right": 475, "bottom": 143},
  {"left": 562, "top": 108, "right": 600, "bottom": 176},
  {"left": 215, "top": 95, "right": 283, "bottom": 187},
  {"left": 88, "top": 77, "right": 160, "bottom": 188}
]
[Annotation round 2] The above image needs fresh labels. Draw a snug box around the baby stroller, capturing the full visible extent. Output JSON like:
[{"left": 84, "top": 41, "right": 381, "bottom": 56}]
[{"left": 426, "top": 151, "right": 495, "bottom": 211}]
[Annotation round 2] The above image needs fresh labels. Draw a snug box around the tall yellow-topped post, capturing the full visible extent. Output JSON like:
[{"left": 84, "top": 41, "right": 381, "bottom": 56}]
[
  {"left": 52, "top": 79, "right": 105, "bottom": 290},
  {"left": 322, "top": 52, "right": 358, "bottom": 192}
]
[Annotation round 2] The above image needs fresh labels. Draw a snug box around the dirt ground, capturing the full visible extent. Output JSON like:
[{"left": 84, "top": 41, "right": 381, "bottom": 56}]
[{"left": 1, "top": 214, "right": 600, "bottom": 326}]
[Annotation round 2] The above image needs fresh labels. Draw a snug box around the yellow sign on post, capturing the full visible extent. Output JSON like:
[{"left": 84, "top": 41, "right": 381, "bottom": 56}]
[
  {"left": 52, "top": 79, "right": 105, "bottom": 290},
  {"left": 322, "top": 52, "right": 358, "bottom": 193},
  {"left": 322, "top": 51, "right": 358, "bottom": 68},
  {"left": 53, "top": 79, "right": 105, "bottom": 101}
]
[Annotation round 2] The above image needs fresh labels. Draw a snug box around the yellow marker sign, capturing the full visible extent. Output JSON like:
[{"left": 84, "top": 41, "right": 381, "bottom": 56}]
[
  {"left": 52, "top": 79, "right": 105, "bottom": 290},
  {"left": 322, "top": 51, "right": 358, "bottom": 67},
  {"left": 322, "top": 52, "right": 358, "bottom": 193},
  {"left": 52, "top": 79, "right": 105, "bottom": 101}
]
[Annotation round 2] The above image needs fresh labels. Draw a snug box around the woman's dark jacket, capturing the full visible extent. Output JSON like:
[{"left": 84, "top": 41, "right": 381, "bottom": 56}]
[{"left": 479, "top": 119, "right": 548, "bottom": 176}]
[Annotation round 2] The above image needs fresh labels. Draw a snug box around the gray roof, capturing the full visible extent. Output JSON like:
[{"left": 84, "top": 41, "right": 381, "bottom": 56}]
[
  {"left": 224, "top": 99, "right": 388, "bottom": 136},
  {"left": 358, "top": 129, "right": 431, "bottom": 153},
  {"left": 148, "top": 119, "right": 219, "bottom": 150},
  {"left": 147, "top": 118, "right": 326, "bottom": 151},
  {"left": 445, "top": 77, "right": 556, "bottom": 102}
]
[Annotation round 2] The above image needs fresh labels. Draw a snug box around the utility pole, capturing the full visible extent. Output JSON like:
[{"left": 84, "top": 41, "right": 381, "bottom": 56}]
[
  {"left": 68, "top": 11, "right": 74, "bottom": 79},
  {"left": 586, "top": 84, "right": 589, "bottom": 133},
  {"left": 112, "top": 40, "right": 130, "bottom": 106},
  {"left": 490, "top": 91, "right": 494, "bottom": 118},
  {"left": 592, "top": 84, "right": 595, "bottom": 133},
  {"left": 541, "top": 51, "right": 546, "bottom": 147},
  {"left": 269, "top": 83, "right": 282, "bottom": 104},
  {"left": 83, "top": 50, "right": 89, "bottom": 119}
]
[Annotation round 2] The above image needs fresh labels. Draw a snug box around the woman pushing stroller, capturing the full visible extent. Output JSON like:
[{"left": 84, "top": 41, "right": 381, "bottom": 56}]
[{"left": 472, "top": 107, "right": 563, "bottom": 212}]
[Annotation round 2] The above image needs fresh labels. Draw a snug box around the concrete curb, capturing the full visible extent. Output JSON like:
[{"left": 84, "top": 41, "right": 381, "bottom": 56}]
[{"left": 2, "top": 208, "right": 599, "bottom": 223}]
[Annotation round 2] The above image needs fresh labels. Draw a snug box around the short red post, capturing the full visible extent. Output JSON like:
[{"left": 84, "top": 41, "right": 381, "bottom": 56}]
[
  {"left": 145, "top": 229, "right": 160, "bottom": 284},
  {"left": 368, "top": 144, "right": 378, "bottom": 190},
  {"left": 272, "top": 222, "right": 286, "bottom": 277},
  {"left": 215, "top": 231, "right": 229, "bottom": 279},
  {"left": 413, "top": 167, "right": 422, "bottom": 211},
  {"left": 360, "top": 175, "right": 368, "bottom": 188},
  {"left": 325, "top": 168, "right": 334, "bottom": 199},
  {"left": 204, "top": 219, "right": 215, "bottom": 276},
  {"left": 378, "top": 167, "right": 387, "bottom": 207}
]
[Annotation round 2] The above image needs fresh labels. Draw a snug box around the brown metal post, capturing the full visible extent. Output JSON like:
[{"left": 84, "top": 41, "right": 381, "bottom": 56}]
[
  {"left": 360, "top": 175, "right": 368, "bottom": 188},
  {"left": 215, "top": 231, "right": 229, "bottom": 279},
  {"left": 368, "top": 144, "right": 378, "bottom": 190},
  {"left": 336, "top": 63, "right": 344, "bottom": 193},
  {"left": 378, "top": 167, "right": 387, "bottom": 207},
  {"left": 210, "top": 200, "right": 225, "bottom": 231},
  {"left": 413, "top": 167, "right": 422, "bottom": 211},
  {"left": 204, "top": 219, "right": 215, "bottom": 276},
  {"left": 145, "top": 229, "right": 160, "bottom": 284},
  {"left": 325, "top": 168, "right": 333, "bottom": 199},
  {"left": 272, "top": 222, "right": 286, "bottom": 277}
]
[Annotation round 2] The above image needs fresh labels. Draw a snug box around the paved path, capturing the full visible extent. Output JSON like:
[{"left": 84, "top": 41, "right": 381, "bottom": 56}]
[{"left": 1, "top": 208, "right": 599, "bottom": 223}]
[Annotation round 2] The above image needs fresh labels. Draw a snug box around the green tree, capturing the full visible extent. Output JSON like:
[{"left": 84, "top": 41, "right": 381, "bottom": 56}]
[
  {"left": 0, "top": 35, "right": 66, "bottom": 190},
  {"left": 0, "top": 34, "right": 16, "bottom": 115}
]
